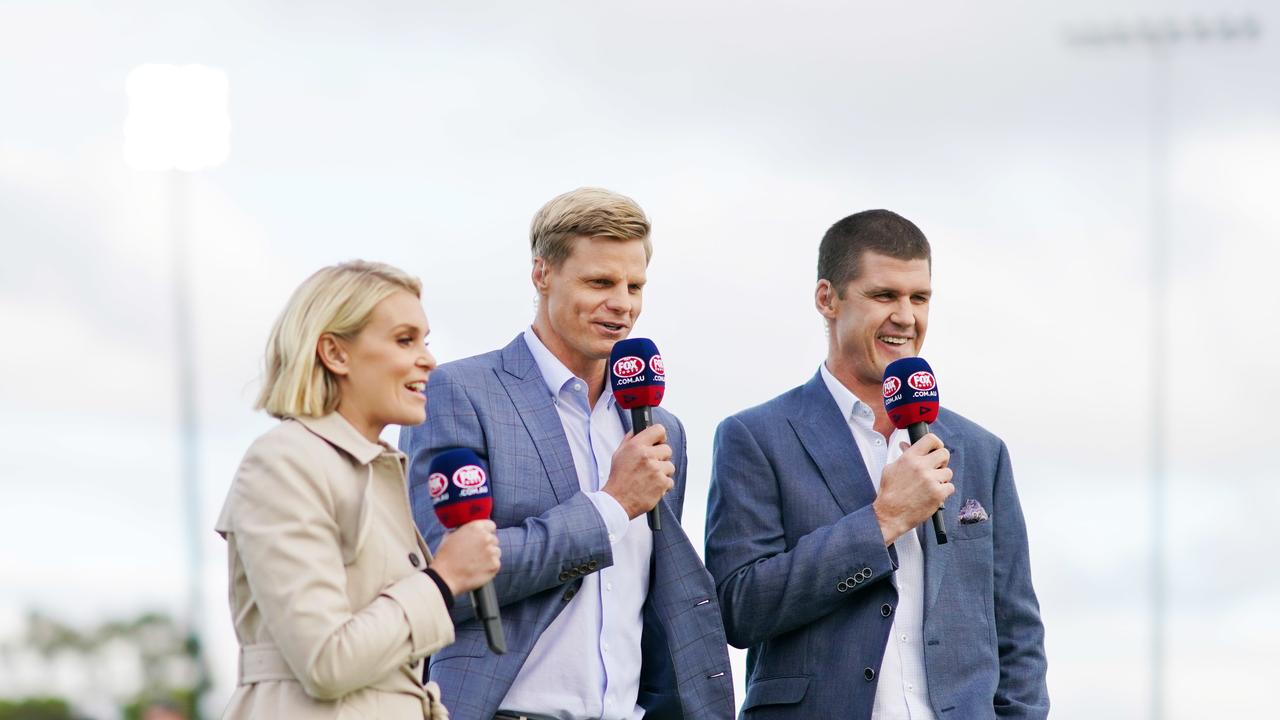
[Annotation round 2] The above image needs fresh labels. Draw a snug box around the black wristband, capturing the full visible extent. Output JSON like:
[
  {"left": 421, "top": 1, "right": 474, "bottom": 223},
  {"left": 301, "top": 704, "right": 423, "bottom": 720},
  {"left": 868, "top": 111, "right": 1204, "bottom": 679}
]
[{"left": 423, "top": 568, "right": 455, "bottom": 610}]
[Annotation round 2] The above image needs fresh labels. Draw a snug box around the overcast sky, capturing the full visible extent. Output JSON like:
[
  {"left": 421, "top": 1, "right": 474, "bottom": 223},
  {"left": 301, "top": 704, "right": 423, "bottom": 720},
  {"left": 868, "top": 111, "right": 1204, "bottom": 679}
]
[{"left": 2, "top": 1, "right": 1278, "bottom": 717}]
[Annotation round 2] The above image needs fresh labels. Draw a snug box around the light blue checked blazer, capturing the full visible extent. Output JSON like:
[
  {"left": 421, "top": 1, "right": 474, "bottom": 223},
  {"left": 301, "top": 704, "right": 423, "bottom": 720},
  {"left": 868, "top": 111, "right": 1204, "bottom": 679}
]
[
  {"left": 400, "top": 335, "right": 734, "bottom": 720},
  {"left": 705, "top": 372, "right": 1049, "bottom": 719}
]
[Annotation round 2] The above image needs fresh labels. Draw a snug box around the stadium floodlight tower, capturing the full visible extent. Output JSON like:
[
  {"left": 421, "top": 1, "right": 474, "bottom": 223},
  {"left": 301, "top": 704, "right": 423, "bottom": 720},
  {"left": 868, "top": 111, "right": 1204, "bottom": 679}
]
[
  {"left": 123, "top": 62, "right": 230, "bottom": 712},
  {"left": 1065, "top": 16, "right": 1260, "bottom": 720}
]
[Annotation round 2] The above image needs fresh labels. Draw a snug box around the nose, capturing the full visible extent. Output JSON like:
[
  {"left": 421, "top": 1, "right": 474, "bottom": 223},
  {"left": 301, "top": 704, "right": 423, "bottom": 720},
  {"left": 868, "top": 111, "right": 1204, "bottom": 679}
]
[
  {"left": 418, "top": 345, "right": 437, "bottom": 373},
  {"left": 889, "top": 298, "right": 915, "bottom": 328},
  {"left": 604, "top": 284, "right": 635, "bottom": 316}
]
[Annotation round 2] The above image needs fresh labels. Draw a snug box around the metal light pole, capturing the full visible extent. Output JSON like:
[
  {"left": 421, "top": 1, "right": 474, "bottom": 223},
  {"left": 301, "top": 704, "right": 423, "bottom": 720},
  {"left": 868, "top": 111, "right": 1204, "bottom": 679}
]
[
  {"left": 124, "top": 63, "right": 230, "bottom": 718},
  {"left": 1065, "top": 16, "right": 1260, "bottom": 720}
]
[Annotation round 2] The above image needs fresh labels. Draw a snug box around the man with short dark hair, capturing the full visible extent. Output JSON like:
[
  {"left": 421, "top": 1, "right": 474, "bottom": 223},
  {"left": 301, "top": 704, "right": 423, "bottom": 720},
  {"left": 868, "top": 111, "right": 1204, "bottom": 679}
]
[
  {"left": 705, "top": 209, "right": 1048, "bottom": 718},
  {"left": 403, "top": 188, "right": 734, "bottom": 720}
]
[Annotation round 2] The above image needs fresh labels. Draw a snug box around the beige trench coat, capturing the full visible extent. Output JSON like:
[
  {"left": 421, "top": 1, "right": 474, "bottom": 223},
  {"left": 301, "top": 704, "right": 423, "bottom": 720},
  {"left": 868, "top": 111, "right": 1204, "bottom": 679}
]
[{"left": 216, "top": 413, "right": 454, "bottom": 719}]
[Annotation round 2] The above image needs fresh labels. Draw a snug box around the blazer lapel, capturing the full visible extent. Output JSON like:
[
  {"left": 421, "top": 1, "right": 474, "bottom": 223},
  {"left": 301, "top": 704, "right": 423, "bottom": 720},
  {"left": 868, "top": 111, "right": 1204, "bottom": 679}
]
[
  {"left": 787, "top": 372, "right": 878, "bottom": 516},
  {"left": 919, "top": 414, "right": 963, "bottom": 615},
  {"left": 495, "top": 336, "right": 581, "bottom": 504}
]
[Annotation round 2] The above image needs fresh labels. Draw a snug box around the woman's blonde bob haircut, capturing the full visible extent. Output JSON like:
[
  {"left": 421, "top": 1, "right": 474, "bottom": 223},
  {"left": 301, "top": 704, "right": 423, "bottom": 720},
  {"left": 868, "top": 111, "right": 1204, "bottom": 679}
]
[{"left": 256, "top": 260, "right": 422, "bottom": 419}]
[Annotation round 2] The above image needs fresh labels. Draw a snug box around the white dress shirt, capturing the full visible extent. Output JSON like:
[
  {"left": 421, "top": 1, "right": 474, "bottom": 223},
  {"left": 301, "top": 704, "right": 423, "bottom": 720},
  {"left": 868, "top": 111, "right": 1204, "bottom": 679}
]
[
  {"left": 820, "top": 363, "right": 937, "bottom": 720},
  {"left": 497, "top": 328, "right": 652, "bottom": 720}
]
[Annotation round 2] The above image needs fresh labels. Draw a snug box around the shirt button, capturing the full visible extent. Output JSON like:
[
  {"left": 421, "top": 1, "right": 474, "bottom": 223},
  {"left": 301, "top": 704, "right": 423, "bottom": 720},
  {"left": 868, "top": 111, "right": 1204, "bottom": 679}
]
[
  {"left": 573, "top": 383, "right": 582, "bottom": 392},
  {"left": 900, "top": 634, "right": 909, "bottom": 642},
  {"left": 408, "top": 553, "right": 421, "bottom": 568},
  {"left": 874, "top": 438, "right": 883, "bottom": 446},
  {"left": 603, "top": 642, "right": 610, "bottom": 652},
  {"left": 606, "top": 582, "right": 613, "bottom": 591},
  {"left": 608, "top": 533, "right": 617, "bottom": 542},
  {"left": 907, "top": 683, "right": 914, "bottom": 691}
]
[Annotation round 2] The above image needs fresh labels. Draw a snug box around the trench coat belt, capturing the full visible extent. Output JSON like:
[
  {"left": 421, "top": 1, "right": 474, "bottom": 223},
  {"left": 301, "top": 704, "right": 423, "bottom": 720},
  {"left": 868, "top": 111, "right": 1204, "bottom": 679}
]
[
  {"left": 236, "top": 643, "right": 438, "bottom": 715},
  {"left": 239, "top": 644, "right": 295, "bottom": 684}
]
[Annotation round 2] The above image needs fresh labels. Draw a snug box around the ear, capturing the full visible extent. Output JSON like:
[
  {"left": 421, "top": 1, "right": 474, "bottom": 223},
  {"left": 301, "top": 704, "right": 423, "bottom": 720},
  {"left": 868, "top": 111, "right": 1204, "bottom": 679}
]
[
  {"left": 316, "top": 333, "right": 352, "bottom": 377},
  {"left": 814, "top": 279, "right": 838, "bottom": 320},
  {"left": 531, "top": 257, "right": 552, "bottom": 295}
]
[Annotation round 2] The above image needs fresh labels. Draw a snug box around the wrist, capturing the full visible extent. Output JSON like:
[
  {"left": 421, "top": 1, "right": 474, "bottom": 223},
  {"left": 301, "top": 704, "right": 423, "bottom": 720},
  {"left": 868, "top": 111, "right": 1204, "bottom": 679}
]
[
  {"left": 423, "top": 567, "right": 456, "bottom": 610},
  {"left": 431, "top": 564, "right": 462, "bottom": 597},
  {"left": 872, "top": 500, "right": 902, "bottom": 547},
  {"left": 602, "top": 485, "right": 639, "bottom": 520}
]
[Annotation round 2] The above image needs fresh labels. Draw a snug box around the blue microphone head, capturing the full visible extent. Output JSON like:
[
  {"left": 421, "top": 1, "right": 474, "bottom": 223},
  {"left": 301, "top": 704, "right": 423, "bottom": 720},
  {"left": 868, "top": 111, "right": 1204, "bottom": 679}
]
[
  {"left": 883, "top": 356, "right": 940, "bottom": 429},
  {"left": 609, "top": 337, "right": 665, "bottom": 409},
  {"left": 425, "top": 448, "right": 493, "bottom": 529}
]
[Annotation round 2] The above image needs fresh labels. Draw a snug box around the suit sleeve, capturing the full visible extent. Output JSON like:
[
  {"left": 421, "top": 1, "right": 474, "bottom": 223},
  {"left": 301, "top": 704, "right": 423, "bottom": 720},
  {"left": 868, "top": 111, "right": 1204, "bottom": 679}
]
[
  {"left": 705, "top": 415, "right": 896, "bottom": 649},
  {"left": 227, "top": 435, "right": 453, "bottom": 700},
  {"left": 404, "top": 365, "right": 615, "bottom": 625},
  {"left": 991, "top": 441, "right": 1050, "bottom": 718}
]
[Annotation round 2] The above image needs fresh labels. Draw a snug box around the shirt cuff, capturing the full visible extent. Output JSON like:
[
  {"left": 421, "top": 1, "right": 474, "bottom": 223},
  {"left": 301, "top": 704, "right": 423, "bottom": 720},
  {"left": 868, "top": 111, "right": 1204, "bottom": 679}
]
[{"left": 587, "top": 490, "right": 631, "bottom": 544}]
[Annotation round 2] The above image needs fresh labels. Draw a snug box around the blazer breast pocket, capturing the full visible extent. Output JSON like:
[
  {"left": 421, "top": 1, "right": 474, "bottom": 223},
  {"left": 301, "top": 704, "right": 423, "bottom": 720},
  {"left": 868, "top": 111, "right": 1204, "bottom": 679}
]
[{"left": 950, "top": 518, "right": 993, "bottom": 541}]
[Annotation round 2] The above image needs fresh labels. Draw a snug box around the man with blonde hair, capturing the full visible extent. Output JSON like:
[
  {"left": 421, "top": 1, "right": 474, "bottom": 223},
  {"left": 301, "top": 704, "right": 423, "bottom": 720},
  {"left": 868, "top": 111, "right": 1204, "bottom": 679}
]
[{"left": 402, "top": 188, "right": 734, "bottom": 720}]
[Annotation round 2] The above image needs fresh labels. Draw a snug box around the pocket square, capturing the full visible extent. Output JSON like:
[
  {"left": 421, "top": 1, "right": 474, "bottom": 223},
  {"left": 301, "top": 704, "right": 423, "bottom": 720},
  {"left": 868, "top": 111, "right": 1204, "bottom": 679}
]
[{"left": 959, "top": 498, "right": 989, "bottom": 525}]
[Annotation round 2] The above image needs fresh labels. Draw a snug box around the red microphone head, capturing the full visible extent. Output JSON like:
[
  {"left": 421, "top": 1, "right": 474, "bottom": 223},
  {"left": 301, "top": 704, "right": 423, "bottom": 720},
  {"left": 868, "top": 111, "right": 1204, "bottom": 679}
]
[
  {"left": 882, "top": 356, "right": 940, "bottom": 429},
  {"left": 609, "top": 337, "right": 665, "bottom": 409},
  {"left": 426, "top": 448, "right": 493, "bottom": 529}
]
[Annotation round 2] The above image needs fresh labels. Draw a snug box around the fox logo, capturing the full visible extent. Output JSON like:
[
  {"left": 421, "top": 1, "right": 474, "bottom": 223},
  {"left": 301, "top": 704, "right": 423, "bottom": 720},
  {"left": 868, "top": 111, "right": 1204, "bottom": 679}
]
[
  {"left": 907, "top": 371, "right": 936, "bottom": 392},
  {"left": 452, "top": 464, "right": 487, "bottom": 489},
  {"left": 613, "top": 356, "right": 644, "bottom": 379},
  {"left": 427, "top": 472, "right": 449, "bottom": 498},
  {"left": 649, "top": 354, "right": 665, "bottom": 377}
]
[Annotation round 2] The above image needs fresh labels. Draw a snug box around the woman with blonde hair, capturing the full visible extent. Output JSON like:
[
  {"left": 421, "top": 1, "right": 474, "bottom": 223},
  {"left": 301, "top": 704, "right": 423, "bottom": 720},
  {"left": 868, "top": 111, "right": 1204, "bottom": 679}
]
[{"left": 216, "top": 260, "right": 500, "bottom": 719}]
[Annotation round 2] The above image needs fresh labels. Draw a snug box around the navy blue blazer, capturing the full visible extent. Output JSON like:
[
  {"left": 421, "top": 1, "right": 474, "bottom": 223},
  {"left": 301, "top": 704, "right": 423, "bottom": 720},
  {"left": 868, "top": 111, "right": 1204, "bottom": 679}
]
[
  {"left": 705, "top": 372, "right": 1048, "bottom": 719},
  {"left": 401, "top": 335, "right": 735, "bottom": 720}
]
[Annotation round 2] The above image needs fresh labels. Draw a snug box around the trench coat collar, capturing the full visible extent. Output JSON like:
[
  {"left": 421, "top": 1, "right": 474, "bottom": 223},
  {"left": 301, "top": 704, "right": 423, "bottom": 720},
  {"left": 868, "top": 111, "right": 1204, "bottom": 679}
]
[{"left": 292, "top": 412, "right": 393, "bottom": 466}]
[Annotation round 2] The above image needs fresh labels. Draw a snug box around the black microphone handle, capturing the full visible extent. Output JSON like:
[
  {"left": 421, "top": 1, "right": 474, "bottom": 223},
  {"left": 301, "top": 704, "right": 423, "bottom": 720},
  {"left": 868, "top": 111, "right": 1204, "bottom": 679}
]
[
  {"left": 630, "top": 406, "right": 661, "bottom": 531},
  {"left": 471, "top": 583, "right": 506, "bottom": 654},
  {"left": 906, "top": 421, "right": 948, "bottom": 545}
]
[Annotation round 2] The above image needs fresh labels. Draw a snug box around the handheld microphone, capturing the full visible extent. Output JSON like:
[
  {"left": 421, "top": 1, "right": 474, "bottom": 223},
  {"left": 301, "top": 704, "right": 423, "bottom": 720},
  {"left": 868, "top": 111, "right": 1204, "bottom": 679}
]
[
  {"left": 882, "top": 357, "right": 947, "bottom": 545},
  {"left": 608, "top": 337, "right": 666, "bottom": 531},
  {"left": 426, "top": 448, "right": 506, "bottom": 654}
]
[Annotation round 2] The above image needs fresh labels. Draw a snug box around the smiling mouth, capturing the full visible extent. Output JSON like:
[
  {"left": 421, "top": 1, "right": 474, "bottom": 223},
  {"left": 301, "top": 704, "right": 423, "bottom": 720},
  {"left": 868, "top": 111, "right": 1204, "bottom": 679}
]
[
  {"left": 405, "top": 381, "right": 426, "bottom": 393},
  {"left": 597, "top": 322, "right": 626, "bottom": 333},
  {"left": 878, "top": 335, "right": 912, "bottom": 347}
]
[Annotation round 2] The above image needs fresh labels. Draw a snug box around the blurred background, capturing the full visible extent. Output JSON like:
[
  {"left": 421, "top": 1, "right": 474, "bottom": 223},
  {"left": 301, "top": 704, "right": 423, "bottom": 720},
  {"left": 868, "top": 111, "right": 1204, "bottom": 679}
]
[{"left": 2, "top": 1, "right": 1278, "bottom": 718}]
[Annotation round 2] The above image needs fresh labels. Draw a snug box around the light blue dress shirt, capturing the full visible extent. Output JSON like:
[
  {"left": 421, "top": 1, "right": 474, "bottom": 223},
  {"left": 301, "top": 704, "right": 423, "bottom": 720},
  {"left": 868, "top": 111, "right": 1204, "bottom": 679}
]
[{"left": 497, "top": 328, "right": 652, "bottom": 720}]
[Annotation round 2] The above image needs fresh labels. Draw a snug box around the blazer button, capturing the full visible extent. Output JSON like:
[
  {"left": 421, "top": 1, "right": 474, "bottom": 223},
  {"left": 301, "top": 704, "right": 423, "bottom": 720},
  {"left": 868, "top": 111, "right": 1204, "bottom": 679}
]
[
  {"left": 558, "top": 571, "right": 571, "bottom": 582},
  {"left": 847, "top": 575, "right": 859, "bottom": 585},
  {"left": 836, "top": 581, "right": 849, "bottom": 593},
  {"left": 408, "top": 553, "right": 421, "bottom": 568},
  {"left": 864, "top": 667, "right": 876, "bottom": 681},
  {"left": 562, "top": 587, "right": 577, "bottom": 602},
  {"left": 881, "top": 603, "right": 893, "bottom": 617},
  {"left": 587, "top": 560, "right": 598, "bottom": 571}
]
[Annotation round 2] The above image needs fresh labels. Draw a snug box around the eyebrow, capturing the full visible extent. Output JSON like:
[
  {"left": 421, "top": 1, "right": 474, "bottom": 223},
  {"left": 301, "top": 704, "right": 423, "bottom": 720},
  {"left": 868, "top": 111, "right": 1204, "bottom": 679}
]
[
  {"left": 390, "top": 323, "right": 425, "bottom": 334},
  {"left": 864, "top": 286, "right": 931, "bottom": 297}
]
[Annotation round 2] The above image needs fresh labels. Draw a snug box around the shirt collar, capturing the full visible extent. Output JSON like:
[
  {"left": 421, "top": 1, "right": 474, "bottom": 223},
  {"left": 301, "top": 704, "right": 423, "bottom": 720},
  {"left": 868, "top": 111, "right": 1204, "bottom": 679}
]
[
  {"left": 819, "top": 361, "right": 873, "bottom": 423},
  {"left": 522, "top": 326, "right": 615, "bottom": 409},
  {"left": 293, "top": 412, "right": 394, "bottom": 465}
]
